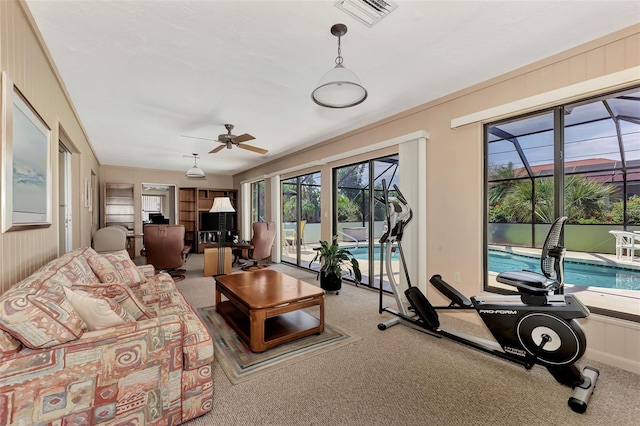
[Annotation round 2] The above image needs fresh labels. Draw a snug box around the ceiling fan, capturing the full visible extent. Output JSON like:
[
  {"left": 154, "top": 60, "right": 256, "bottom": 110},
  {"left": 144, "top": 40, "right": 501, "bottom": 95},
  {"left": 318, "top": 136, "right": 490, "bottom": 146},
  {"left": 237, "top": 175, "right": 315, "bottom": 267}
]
[{"left": 182, "top": 124, "right": 268, "bottom": 155}]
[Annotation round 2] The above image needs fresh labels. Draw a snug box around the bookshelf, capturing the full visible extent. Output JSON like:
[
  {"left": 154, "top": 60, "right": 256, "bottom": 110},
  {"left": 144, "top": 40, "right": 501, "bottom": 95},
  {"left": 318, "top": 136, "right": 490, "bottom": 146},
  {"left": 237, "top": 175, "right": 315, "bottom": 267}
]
[
  {"left": 178, "top": 187, "right": 237, "bottom": 253},
  {"left": 104, "top": 183, "right": 134, "bottom": 231}
]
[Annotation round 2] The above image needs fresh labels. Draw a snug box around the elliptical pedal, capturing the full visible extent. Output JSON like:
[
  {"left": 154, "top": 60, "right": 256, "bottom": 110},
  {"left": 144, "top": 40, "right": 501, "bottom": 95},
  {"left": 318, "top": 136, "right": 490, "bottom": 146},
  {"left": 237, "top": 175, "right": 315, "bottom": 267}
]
[{"left": 404, "top": 286, "right": 440, "bottom": 329}]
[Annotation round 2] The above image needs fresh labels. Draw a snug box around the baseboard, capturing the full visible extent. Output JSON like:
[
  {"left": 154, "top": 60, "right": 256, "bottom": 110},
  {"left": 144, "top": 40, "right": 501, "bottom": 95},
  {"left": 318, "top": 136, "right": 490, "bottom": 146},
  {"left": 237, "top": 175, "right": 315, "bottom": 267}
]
[{"left": 584, "top": 348, "right": 640, "bottom": 374}]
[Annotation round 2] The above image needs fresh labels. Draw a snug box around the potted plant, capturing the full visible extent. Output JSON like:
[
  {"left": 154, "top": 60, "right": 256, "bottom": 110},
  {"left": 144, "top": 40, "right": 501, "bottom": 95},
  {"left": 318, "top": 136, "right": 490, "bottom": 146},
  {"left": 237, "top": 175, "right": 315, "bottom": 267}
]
[{"left": 309, "top": 236, "right": 362, "bottom": 294}]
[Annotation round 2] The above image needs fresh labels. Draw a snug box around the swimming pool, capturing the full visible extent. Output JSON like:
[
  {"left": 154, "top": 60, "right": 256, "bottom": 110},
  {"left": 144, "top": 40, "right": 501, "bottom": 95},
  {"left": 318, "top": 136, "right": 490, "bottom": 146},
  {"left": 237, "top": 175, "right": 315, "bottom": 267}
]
[
  {"left": 348, "top": 245, "right": 399, "bottom": 262},
  {"left": 489, "top": 249, "right": 640, "bottom": 291},
  {"left": 349, "top": 245, "right": 640, "bottom": 291}
]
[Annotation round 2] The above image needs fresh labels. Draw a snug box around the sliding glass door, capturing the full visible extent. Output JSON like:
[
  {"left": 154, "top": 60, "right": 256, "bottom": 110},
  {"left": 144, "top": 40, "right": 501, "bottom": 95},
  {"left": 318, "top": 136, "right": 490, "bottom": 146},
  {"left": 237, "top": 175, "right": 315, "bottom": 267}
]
[
  {"left": 281, "top": 172, "right": 321, "bottom": 267},
  {"left": 333, "top": 155, "right": 399, "bottom": 288}
]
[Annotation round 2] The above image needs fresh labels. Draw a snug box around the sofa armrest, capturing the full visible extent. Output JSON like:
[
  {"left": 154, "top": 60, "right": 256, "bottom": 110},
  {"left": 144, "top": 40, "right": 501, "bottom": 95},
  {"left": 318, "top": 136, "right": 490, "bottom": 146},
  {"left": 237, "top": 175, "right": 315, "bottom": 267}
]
[{"left": 0, "top": 315, "right": 185, "bottom": 425}]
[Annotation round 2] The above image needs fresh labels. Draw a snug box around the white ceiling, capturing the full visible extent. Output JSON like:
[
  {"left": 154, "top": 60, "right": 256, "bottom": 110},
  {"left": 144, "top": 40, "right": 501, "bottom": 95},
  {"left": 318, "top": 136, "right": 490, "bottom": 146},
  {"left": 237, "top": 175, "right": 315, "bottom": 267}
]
[{"left": 25, "top": 0, "right": 640, "bottom": 176}]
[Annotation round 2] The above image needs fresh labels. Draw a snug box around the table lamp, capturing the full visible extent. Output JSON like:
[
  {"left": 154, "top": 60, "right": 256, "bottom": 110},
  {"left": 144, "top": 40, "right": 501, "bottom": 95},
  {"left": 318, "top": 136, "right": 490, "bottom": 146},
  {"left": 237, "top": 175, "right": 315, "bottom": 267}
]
[{"left": 210, "top": 197, "right": 235, "bottom": 275}]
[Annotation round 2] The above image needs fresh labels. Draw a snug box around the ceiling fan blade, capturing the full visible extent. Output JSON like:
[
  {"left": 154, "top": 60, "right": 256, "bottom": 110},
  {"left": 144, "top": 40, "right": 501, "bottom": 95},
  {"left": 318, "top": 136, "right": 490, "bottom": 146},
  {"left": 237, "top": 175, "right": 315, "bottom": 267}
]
[
  {"left": 182, "top": 135, "right": 220, "bottom": 142},
  {"left": 237, "top": 144, "right": 268, "bottom": 155},
  {"left": 231, "top": 133, "right": 255, "bottom": 143},
  {"left": 209, "top": 145, "right": 226, "bottom": 154}
]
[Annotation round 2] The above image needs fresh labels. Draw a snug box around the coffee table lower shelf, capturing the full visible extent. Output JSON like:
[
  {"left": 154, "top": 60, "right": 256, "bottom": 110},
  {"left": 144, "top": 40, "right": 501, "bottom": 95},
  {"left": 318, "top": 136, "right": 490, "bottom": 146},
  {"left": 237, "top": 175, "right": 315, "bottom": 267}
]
[{"left": 217, "top": 300, "right": 322, "bottom": 352}]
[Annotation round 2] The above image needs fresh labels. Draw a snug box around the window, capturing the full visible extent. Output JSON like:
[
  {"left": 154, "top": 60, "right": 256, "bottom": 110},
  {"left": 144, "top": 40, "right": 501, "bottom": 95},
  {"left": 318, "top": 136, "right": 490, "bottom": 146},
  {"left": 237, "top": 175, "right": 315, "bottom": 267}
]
[
  {"left": 251, "top": 180, "right": 265, "bottom": 223},
  {"left": 142, "top": 195, "right": 163, "bottom": 221},
  {"left": 485, "top": 87, "right": 640, "bottom": 320}
]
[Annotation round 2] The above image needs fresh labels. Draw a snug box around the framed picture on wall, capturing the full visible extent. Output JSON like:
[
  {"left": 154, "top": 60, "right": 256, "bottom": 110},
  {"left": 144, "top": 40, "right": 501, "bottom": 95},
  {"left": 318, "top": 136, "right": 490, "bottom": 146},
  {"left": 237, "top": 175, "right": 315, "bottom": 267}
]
[{"left": 1, "top": 71, "right": 52, "bottom": 232}]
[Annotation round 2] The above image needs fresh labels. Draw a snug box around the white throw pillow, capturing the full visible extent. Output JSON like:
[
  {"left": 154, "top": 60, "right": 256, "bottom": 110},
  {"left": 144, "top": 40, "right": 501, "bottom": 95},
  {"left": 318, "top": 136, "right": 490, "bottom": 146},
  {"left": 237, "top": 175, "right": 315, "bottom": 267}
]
[{"left": 63, "top": 286, "right": 134, "bottom": 331}]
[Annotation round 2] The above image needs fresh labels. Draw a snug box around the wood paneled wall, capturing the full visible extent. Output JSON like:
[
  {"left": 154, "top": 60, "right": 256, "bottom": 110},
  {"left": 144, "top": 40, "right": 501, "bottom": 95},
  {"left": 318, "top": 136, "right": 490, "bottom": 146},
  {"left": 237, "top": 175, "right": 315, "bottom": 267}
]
[{"left": 0, "top": 1, "right": 99, "bottom": 294}]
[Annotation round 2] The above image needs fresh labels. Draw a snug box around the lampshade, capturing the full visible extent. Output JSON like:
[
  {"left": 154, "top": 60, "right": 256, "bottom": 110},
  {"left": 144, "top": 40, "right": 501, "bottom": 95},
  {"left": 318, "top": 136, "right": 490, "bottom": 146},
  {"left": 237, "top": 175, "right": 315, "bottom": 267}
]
[
  {"left": 311, "top": 23, "right": 367, "bottom": 109},
  {"left": 210, "top": 197, "right": 235, "bottom": 213},
  {"left": 311, "top": 64, "right": 368, "bottom": 108},
  {"left": 185, "top": 153, "right": 205, "bottom": 179},
  {"left": 185, "top": 166, "right": 205, "bottom": 179}
]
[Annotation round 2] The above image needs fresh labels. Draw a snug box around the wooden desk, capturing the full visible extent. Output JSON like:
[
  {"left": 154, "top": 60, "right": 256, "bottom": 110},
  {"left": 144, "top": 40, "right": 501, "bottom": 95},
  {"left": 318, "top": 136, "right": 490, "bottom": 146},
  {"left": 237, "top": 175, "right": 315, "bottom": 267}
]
[{"left": 215, "top": 270, "right": 324, "bottom": 353}]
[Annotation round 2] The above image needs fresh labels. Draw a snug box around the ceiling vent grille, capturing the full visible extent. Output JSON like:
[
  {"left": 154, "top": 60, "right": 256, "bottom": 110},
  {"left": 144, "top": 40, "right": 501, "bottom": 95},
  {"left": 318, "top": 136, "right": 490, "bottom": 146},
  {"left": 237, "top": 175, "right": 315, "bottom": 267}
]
[{"left": 335, "top": 0, "right": 398, "bottom": 27}]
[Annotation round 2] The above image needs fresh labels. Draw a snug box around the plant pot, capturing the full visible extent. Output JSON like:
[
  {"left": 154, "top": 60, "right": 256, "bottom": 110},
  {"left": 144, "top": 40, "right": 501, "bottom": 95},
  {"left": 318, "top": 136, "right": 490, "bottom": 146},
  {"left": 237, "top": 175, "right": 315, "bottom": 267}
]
[{"left": 320, "top": 271, "right": 342, "bottom": 293}]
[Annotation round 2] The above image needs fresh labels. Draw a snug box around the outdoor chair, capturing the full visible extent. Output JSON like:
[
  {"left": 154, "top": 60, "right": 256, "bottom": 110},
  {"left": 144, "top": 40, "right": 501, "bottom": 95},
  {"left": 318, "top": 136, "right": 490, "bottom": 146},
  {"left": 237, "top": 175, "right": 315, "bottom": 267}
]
[{"left": 609, "top": 230, "right": 640, "bottom": 262}]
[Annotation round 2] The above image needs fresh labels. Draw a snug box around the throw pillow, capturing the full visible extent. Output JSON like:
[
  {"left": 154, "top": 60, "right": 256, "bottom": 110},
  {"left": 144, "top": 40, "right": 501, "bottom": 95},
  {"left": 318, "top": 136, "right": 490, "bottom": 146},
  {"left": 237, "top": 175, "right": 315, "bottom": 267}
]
[
  {"left": 63, "top": 287, "right": 135, "bottom": 330},
  {"left": 43, "top": 248, "right": 101, "bottom": 283},
  {"left": 0, "top": 271, "right": 86, "bottom": 349},
  {"left": 72, "top": 283, "right": 154, "bottom": 320},
  {"left": 87, "top": 250, "right": 146, "bottom": 285}
]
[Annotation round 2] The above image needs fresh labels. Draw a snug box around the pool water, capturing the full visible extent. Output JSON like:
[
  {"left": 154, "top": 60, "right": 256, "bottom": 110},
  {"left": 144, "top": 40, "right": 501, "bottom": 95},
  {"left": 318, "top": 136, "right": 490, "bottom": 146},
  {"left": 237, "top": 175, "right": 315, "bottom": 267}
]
[
  {"left": 349, "top": 245, "right": 640, "bottom": 291},
  {"left": 489, "top": 249, "right": 640, "bottom": 291},
  {"left": 348, "top": 245, "right": 400, "bottom": 262}
]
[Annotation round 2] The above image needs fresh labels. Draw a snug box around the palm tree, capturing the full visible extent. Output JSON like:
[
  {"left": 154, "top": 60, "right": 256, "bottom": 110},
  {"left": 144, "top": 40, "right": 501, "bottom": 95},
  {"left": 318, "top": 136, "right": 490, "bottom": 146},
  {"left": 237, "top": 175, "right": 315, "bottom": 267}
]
[
  {"left": 500, "top": 178, "right": 554, "bottom": 223},
  {"left": 495, "top": 174, "right": 615, "bottom": 224},
  {"left": 487, "top": 162, "right": 521, "bottom": 206},
  {"left": 564, "top": 175, "right": 615, "bottom": 223}
]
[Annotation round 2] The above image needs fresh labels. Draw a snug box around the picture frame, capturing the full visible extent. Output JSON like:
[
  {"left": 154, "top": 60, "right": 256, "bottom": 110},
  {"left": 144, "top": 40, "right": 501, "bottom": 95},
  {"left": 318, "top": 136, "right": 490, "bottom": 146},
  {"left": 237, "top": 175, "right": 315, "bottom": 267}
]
[
  {"left": 84, "top": 177, "right": 93, "bottom": 211},
  {"left": 1, "top": 72, "right": 52, "bottom": 232}
]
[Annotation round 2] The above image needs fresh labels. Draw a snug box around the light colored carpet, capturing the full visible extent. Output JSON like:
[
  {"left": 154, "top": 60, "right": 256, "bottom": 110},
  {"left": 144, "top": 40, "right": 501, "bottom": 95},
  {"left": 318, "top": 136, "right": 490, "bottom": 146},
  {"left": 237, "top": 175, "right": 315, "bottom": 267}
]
[
  {"left": 169, "top": 255, "right": 640, "bottom": 426},
  {"left": 198, "top": 305, "right": 361, "bottom": 384}
]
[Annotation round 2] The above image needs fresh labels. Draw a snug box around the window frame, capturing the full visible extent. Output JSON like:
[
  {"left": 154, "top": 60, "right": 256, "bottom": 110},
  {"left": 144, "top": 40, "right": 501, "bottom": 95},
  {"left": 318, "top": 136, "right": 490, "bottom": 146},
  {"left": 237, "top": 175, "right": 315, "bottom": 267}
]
[{"left": 484, "top": 85, "right": 640, "bottom": 323}]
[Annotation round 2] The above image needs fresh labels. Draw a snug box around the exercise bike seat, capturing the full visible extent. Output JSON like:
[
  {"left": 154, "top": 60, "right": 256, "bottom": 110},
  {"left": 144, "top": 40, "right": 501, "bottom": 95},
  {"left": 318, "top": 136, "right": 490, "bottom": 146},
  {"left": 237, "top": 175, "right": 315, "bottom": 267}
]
[
  {"left": 429, "top": 274, "right": 473, "bottom": 307},
  {"left": 496, "top": 217, "right": 568, "bottom": 298},
  {"left": 496, "top": 270, "right": 559, "bottom": 295}
]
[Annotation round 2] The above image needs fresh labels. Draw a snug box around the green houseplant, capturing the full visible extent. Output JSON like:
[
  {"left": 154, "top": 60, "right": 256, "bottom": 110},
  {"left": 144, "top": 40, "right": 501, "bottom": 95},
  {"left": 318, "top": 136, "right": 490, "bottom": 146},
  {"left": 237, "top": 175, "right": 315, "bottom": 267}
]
[{"left": 309, "top": 236, "right": 362, "bottom": 294}]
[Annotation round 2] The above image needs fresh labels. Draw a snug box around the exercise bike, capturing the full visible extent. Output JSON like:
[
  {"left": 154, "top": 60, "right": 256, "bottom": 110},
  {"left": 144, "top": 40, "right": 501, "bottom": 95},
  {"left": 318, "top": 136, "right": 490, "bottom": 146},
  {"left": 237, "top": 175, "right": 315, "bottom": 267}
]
[{"left": 376, "top": 180, "right": 599, "bottom": 414}]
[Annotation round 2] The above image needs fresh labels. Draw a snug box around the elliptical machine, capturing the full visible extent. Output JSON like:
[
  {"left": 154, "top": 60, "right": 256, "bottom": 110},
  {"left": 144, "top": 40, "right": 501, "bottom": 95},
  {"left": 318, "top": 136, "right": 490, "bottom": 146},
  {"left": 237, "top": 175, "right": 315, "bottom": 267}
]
[{"left": 376, "top": 180, "right": 599, "bottom": 414}]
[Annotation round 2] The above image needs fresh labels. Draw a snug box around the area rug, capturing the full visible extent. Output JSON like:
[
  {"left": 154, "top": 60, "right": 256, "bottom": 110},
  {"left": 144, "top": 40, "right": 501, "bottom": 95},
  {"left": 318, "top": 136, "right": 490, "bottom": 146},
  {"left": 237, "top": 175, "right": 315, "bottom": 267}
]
[{"left": 197, "top": 306, "right": 361, "bottom": 384}]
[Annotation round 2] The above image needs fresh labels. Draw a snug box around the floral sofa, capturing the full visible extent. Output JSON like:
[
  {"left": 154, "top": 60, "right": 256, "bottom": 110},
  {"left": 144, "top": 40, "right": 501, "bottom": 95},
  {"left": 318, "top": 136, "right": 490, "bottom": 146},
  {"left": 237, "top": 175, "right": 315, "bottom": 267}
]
[{"left": 0, "top": 247, "right": 213, "bottom": 425}]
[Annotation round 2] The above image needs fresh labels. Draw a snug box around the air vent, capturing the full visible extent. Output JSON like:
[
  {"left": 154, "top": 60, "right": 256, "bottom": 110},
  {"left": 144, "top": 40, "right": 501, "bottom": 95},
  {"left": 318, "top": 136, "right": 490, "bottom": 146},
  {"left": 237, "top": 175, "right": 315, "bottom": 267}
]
[{"left": 335, "top": 0, "right": 398, "bottom": 27}]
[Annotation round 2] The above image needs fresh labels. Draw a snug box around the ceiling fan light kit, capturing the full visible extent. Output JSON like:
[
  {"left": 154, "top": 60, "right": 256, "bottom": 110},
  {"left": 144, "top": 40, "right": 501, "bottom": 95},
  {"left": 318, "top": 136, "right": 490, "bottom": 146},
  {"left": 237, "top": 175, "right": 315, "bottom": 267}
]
[
  {"left": 311, "top": 23, "right": 367, "bottom": 109},
  {"left": 185, "top": 153, "right": 206, "bottom": 179}
]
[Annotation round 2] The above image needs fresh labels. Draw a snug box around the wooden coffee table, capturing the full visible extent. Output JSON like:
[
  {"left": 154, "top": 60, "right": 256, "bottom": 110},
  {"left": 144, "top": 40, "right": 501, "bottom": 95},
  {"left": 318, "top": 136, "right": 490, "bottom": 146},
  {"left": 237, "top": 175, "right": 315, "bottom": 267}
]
[{"left": 214, "top": 269, "right": 325, "bottom": 352}]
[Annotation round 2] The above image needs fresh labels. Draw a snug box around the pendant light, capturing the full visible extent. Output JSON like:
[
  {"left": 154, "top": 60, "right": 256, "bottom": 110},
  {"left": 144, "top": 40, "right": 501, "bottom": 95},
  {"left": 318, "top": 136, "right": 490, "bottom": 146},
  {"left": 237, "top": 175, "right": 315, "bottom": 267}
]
[
  {"left": 311, "top": 23, "right": 367, "bottom": 109},
  {"left": 185, "top": 153, "right": 205, "bottom": 179}
]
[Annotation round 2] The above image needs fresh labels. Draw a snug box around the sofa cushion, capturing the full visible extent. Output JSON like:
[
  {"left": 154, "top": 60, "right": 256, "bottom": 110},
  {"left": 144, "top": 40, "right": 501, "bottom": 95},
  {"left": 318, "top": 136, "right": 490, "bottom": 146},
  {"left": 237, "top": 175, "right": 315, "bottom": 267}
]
[
  {"left": 87, "top": 250, "right": 146, "bottom": 285},
  {"left": 0, "top": 271, "right": 86, "bottom": 349},
  {"left": 63, "top": 286, "right": 135, "bottom": 330},
  {"left": 0, "top": 329, "right": 21, "bottom": 358},
  {"left": 72, "top": 283, "right": 154, "bottom": 320}
]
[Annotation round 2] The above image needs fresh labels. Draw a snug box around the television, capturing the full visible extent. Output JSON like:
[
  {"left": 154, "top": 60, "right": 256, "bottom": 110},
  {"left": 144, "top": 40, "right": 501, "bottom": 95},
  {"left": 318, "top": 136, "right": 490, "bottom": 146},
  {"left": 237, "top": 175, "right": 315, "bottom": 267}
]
[
  {"left": 148, "top": 213, "right": 163, "bottom": 222},
  {"left": 200, "top": 212, "right": 221, "bottom": 231},
  {"left": 150, "top": 214, "right": 169, "bottom": 224}
]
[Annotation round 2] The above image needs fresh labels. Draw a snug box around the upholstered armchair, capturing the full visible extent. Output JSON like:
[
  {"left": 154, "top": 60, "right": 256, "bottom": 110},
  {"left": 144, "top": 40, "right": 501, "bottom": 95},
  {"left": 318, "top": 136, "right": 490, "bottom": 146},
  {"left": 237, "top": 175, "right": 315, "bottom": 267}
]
[
  {"left": 235, "top": 221, "right": 277, "bottom": 270},
  {"left": 92, "top": 226, "right": 128, "bottom": 254},
  {"left": 143, "top": 224, "right": 191, "bottom": 281}
]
